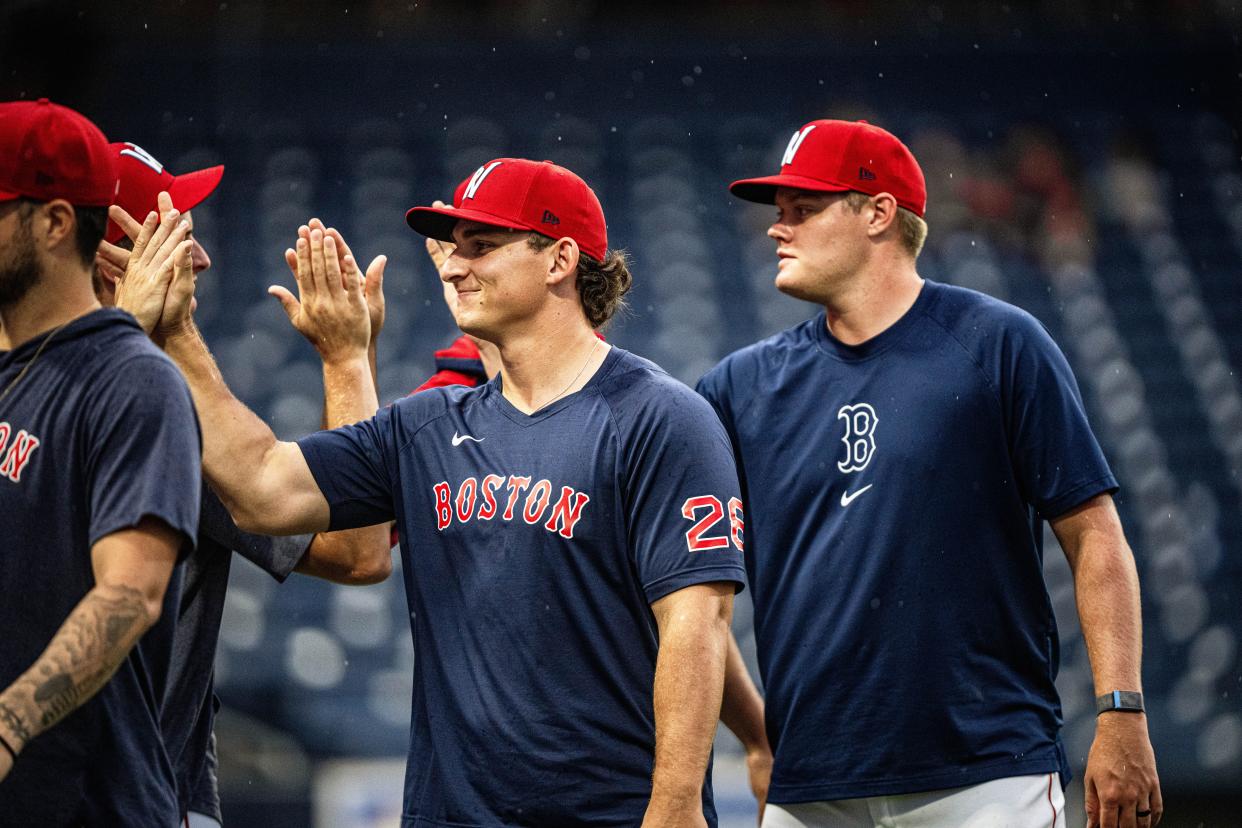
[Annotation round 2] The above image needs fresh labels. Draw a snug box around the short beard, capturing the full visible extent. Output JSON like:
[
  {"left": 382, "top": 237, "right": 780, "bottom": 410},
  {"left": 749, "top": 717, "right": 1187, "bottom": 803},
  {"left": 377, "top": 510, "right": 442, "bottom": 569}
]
[{"left": 0, "top": 214, "right": 41, "bottom": 309}]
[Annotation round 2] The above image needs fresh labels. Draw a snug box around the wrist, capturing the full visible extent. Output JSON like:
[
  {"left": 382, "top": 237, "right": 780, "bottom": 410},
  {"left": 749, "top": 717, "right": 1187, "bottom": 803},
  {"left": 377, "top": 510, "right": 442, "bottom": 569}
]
[
  {"left": 0, "top": 719, "right": 24, "bottom": 759},
  {"left": 1095, "top": 689, "right": 1144, "bottom": 716},
  {"left": 648, "top": 781, "right": 702, "bottom": 810},
  {"left": 746, "top": 741, "right": 773, "bottom": 761},
  {"left": 161, "top": 319, "right": 198, "bottom": 349},
  {"left": 321, "top": 348, "right": 371, "bottom": 370}
]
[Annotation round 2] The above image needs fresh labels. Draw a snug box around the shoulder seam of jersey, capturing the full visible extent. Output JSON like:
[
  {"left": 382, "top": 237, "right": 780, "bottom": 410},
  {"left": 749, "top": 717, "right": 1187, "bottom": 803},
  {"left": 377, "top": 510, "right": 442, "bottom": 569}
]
[
  {"left": 919, "top": 308, "right": 1001, "bottom": 406},
  {"left": 720, "top": 314, "right": 822, "bottom": 428},
  {"left": 392, "top": 396, "right": 457, "bottom": 459}
]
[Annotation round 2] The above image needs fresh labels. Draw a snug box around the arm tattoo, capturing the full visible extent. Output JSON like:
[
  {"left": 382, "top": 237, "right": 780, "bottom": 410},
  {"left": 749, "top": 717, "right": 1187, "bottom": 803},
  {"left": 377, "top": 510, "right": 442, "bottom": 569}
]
[
  {"left": 0, "top": 700, "right": 31, "bottom": 746},
  {"left": 0, "top": 584, "right": 149, "bottom": 751}
]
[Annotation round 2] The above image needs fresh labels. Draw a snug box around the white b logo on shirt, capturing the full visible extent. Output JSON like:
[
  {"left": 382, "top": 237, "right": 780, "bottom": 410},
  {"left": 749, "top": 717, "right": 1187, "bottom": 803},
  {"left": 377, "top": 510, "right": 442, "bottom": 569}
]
[
  {"left": 836, "top": 403, "right": 878, "bottom": 473},
  {"left": 781, "top": 125, "right": 817, "bottom": 166},
  {"left": 463, "top": 161, "right": 503, "bottom": 200}
]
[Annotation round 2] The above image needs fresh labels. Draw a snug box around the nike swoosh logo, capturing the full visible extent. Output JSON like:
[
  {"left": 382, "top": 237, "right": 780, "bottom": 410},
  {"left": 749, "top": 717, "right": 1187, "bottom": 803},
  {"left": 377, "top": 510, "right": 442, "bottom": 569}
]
[
  {"left": 840, "top": 484, "right": 873, "bottom": 507},
  {"left": 451, "top": 432, "right": 484, "bottom": 447}
]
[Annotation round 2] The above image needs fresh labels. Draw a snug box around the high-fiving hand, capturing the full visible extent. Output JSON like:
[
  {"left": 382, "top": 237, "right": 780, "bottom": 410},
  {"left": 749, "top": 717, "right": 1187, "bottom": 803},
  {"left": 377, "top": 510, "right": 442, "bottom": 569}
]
[
  {"left": 107, "top": 192, "right": 196, "bottom": 338},
  {"left": 269, "top": 218, "right": 387, "bottom": 364}
]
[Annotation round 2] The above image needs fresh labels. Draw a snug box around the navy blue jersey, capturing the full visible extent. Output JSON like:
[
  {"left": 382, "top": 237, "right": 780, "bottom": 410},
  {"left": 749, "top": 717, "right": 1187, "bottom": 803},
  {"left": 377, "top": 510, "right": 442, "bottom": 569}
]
[
  {"left": 697, "top": 281, "right": 1117, "bottom": 803},
  {"left": 0, "top": 308, "right": 202, "bottom": 826},
  {"left": 163, "top": 487, "right": 312, "bottom": 822},
  {"left": 298, "top": 346, "right": 746, "bottom": 827}
]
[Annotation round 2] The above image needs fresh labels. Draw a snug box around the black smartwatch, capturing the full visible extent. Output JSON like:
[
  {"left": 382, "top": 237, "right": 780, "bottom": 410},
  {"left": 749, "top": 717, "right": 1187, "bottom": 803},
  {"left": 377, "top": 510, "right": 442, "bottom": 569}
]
[{"left": 1095, "top": 690, "right": 1144, "bottom": 715}]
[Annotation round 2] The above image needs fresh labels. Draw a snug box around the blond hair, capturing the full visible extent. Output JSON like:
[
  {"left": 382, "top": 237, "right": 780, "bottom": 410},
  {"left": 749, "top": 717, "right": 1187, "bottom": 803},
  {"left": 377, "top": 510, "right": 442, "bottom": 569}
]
[{"left": 844, "top": 191, "right": 928, "bottom": 259}]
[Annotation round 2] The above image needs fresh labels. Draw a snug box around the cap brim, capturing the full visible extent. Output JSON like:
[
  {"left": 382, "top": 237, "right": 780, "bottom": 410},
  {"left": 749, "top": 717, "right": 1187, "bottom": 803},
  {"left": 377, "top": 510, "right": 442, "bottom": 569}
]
[
  {"left": 104, "top": 164, "right": 225, "bottom": 244},
  {"left": 167, "top": 165, "right": 224, "bottom": 215},
  {"left": 405, "top": 204, "right": 528, "bottom": 240},
  {"left": 728, "top": 174, "right": 851, "bottom": 204}
]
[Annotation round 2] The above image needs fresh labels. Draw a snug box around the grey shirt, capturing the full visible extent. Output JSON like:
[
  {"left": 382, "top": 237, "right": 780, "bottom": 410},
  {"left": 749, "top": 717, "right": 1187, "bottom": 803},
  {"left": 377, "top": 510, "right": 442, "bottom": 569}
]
[{"left": 164, "top": 486, "right": 312, "bottom": 822}]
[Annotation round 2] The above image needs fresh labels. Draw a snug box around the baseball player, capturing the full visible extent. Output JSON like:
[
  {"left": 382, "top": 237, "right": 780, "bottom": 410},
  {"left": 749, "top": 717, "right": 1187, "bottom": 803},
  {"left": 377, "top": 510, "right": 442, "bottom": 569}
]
[
  {"left": 102, "top": 144, "right": 393, "bottom": 827},
  {"left": 146, "top": 156, "right": 746, "bottom": 826},
  {"left": 699, "top": 119, "right": 1161, "bottom": 828},
  {"left": 0, "top": 100, "right": 202, "bottom": 826},
  {"left": 418, "top": 227, "right": 774, "bottom": 817}
]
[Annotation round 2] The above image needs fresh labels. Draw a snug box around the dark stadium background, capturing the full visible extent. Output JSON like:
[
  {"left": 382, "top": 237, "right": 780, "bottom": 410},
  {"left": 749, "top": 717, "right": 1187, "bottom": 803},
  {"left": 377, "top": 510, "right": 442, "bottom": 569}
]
[{"left": 3, "top": 2, "right": 1240, "bottom": 825}]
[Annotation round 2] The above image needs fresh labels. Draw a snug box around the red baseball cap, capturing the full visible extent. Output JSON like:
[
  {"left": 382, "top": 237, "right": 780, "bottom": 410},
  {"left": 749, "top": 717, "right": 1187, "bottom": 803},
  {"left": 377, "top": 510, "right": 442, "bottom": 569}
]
[
  {"left": 0, "top": 98, "right": 116, "bottom": 207},
  {"left": 730, "top": 119, "right": 927, "bottom": 217},
  {"left": 406, "top": 158, "right": 608, "bottom": 261},
  {"left": 104, "top": 142, "right": 224, "bottom": 243}
]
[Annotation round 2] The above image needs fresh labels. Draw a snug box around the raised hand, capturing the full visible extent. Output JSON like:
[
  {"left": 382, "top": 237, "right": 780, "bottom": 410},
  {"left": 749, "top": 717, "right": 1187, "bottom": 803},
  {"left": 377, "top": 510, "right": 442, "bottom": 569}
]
[
  {"left": 109, "top": 192, "right": 193, "bottom": 336},
  {"left": 269, "top": 219, "right": 386, "bottom": 364},
  {"left": 94, "top": 238, "right": 129, "bottom": 288},
  {"left": 317, "top": 219, "right": 386, "bottom": 345}
]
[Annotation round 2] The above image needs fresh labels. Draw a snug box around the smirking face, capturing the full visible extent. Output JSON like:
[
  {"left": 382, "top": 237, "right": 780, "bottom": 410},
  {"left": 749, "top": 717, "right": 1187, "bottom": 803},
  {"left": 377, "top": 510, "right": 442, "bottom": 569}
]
[
  {"left": 768, "top": 187, "right": 873, "bottom": 305},
  {"left": 440, "top": 220, "right": 559, "bottom": 343}
]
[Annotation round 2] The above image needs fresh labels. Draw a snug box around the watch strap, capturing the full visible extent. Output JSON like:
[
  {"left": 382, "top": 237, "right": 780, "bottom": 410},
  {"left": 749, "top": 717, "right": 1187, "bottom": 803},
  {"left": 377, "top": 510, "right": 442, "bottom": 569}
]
[{"left": 1096, "top": 690, "right": 1144, "bottom": 714}]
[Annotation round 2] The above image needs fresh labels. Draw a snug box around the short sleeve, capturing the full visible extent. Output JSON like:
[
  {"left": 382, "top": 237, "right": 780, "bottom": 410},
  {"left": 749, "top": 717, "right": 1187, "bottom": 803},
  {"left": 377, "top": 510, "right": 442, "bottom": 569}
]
[
  {"left": 296, "top": 404, "right": 399, "bottom": 531},
  {"left": 86, "top": 355, "right": 202, "bottom": 549},
  {"left": 693, "top": 370, "right": 724, "bottom": 419},
  {"left": 620, "top": 386, "right": 748, "bottom": 604},
  {"left": 1001, "top": 312, "right": 1118, "bottom": 518},
  {"left": 197, "top": 486, "right": 311, "bottom": 582},
  {"left": 696, "top": 360, "right": 754, "bottom": 546}
]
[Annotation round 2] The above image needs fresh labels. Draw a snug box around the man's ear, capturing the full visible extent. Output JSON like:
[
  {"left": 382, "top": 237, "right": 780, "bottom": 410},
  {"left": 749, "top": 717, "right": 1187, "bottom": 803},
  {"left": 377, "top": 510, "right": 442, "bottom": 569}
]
[
  {"left": 39, "top": 199, "right": 79, "bottom": 254},
  {"left": 546, "top": 237, "right": 581, "bottom": 287},
  {"left": 866, "top": 192, "right": 899, "bottom": 238}
]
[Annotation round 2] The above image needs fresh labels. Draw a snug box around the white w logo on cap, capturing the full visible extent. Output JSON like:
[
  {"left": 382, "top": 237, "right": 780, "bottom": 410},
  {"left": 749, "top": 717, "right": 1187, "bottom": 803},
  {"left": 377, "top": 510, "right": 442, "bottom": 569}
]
[
  {"left": 463, "top": 161, "right": 503, "bottom": 200},
  {"left": 119, "top": 143, "right": 164, "bottom": 175},
  {"left": 781, "top": 125, "right": 816, "bottom": 167}
]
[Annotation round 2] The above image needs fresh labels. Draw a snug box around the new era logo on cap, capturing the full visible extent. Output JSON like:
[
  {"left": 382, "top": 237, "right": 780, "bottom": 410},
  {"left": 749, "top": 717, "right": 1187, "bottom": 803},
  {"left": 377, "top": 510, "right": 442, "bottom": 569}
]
[
  {"left": 729, "top": 119, "right": 927, "bottom": 217},
  {"left": 405, "top": 158, "right": 608, "bottom": 261}
]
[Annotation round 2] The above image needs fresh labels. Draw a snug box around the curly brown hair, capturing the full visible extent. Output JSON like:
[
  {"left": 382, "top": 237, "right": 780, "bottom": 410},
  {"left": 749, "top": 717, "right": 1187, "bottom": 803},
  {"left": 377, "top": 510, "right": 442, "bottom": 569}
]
[{"left": 527, "top": 233, "right": 633, "bottom": 329}]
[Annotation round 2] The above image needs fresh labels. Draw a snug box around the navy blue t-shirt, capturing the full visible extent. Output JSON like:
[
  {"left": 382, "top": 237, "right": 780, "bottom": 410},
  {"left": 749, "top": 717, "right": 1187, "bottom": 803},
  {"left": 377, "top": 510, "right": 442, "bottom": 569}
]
[
  {"left": 164, "top": 488, "right": 312, "bottom": 822},
  {"left": 0, "top": 308, "right": 202, "bottom": 826},
  {"left": 298, "top": 346, "right": 747, "bottom": 827},
  {"left": 697, "top": 281, "right": 1117, "bottom": 803}
]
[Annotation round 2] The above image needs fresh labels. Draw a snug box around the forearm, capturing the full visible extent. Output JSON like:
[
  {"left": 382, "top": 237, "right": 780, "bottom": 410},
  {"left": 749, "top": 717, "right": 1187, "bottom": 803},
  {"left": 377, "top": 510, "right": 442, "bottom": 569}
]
[
  {"left": 649, "top": 600, "right": 732, "bottom": 809},
  {"left": 720, "top": 633, "right": 768, "bottom": 754},
  {"left": 0, "top": 583, "right": 157, "bottom": 756},
  {"left": 296, "top": 527, "right": 393, "bottom": 584},
  {"left": 296, "top": 350, "right": 391, "bottom": 582},
  {"left": 368, "top": 339, "right": 379, "bottom": 395},
  {"left": 322, "top": 351, "right": 379, "bottom": 428},
  {"left": 164, "top": 323, "right": 289, "bottom": 527},
  {"left": 1071, "top": 536, "right": 1143, "bottom": 694}
]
